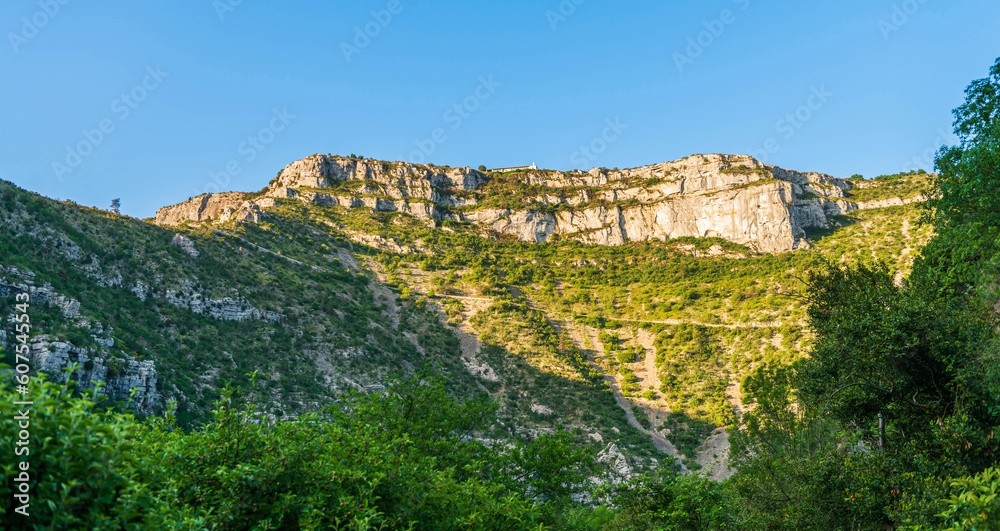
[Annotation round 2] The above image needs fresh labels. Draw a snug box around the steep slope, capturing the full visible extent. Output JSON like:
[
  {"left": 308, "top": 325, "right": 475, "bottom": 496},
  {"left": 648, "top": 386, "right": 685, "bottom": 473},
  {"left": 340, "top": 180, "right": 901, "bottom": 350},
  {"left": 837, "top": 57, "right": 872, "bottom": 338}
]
[
  {"left": 0, "top": 179, "right": 660, "bottom": 472},
  {"left": 0, "top": 182, "right": 491, "bottom": 421}
]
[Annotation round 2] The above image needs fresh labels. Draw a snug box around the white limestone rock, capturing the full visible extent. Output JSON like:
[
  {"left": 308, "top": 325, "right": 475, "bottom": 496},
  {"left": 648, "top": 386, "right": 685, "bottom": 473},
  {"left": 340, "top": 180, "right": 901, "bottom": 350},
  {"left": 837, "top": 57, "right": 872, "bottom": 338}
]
[
  {"left": 170, "top": 234, "right": 200, "bottom": 258},
  {"left": 162, "top": 281, "right": 281, "bottom": 323},
  {"left": 27, "top": 336, "right": 160, "bottom": 415}
]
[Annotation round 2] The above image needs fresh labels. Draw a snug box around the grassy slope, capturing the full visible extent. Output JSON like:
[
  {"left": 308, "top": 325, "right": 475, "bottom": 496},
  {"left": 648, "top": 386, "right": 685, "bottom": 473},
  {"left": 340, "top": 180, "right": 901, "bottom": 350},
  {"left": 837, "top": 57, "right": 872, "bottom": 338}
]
[{"left": 0, "top": 182, "right": 664, "bottom": 469}]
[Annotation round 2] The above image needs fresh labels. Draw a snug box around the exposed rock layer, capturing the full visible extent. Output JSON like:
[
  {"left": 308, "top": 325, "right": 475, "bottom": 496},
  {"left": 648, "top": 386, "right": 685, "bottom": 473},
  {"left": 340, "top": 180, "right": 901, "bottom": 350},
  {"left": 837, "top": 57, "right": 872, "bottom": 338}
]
[{"left": 156, "top": 153, "right": 891, "bottom": 253}]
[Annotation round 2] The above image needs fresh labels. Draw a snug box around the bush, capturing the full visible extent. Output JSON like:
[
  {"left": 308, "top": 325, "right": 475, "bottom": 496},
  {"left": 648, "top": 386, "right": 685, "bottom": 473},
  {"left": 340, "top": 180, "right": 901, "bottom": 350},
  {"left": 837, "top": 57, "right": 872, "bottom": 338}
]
[
  {"left": 616, "top": 349, "right": 638, "bottom": 364},
  {"left": 601, "top": 472, "right": 740, "bottom": 530},
  {"left": 0, "top": 368, "right": 198, "bottom": 529},
  {"left": 901, "top": 467, "right": 1000, "bottom": 530}
]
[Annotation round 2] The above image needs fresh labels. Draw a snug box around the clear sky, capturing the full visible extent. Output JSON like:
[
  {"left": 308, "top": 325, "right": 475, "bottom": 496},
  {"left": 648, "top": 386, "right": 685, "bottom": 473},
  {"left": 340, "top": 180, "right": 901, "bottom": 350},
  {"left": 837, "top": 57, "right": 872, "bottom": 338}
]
[{"left": 2, "top": 0, "right": 997, "bottom": 218}]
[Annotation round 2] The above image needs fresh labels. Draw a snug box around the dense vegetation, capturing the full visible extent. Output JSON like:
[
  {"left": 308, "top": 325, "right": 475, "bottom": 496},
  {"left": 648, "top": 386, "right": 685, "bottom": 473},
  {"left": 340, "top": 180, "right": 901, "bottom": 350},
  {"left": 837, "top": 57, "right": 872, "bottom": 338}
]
[
  {"left": 0, "top": 184, "right": 486, "bottom": 426},
  {"left": 319, "top": 181, "right": 929, "bottom": 466},
  {"left": 0, "top": 369, "right": 618, "bottom": 529}
]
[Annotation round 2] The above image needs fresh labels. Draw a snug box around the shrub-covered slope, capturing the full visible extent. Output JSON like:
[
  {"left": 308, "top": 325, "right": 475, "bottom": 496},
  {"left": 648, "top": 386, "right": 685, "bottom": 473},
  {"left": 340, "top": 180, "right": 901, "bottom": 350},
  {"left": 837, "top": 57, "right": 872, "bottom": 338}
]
[{"left": 0, "top": 163, "right": 932, "bottom": 472}]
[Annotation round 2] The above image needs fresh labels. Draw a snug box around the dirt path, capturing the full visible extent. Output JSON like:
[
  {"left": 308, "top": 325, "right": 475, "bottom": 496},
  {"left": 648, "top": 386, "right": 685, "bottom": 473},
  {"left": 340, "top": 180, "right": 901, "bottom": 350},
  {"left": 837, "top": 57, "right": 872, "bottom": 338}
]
[
  {"left": 206, "top": 228, "right": 309, "bottom": 266},
  {"left": 437, "top": 295, "right": 494, "bottom": 302},
  {"left": 606, "top": 316, "right": 782, "bottom": 329},
  {"left": 636, "top": 328, "right": 663, "bottom": 401},
  {"left": 695, "top": 429, "right": 733, "bottom": 481},
  {"left": 491, "top": 289, "right": 783, "bottom": 330},
  {"left": 529, "top": 294, "right": 688, "bottom": 465},
  {"left": 609, "top": 379, "right": 683, "bottom": 459}
]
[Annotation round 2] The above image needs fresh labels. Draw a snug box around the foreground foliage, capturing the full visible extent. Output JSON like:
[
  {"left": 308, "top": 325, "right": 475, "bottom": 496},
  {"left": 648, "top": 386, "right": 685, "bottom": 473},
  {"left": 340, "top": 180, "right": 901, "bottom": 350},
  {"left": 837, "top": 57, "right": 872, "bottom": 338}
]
[{"left": 1, "top": 369, "right": 620, "bottom": 530}]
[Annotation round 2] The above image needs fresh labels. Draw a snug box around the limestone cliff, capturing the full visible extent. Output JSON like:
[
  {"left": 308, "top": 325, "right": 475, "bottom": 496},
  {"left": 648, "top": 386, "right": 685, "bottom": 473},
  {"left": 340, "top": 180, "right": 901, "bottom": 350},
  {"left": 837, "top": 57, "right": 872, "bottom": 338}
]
[
  {"left": 155, "top": 192, "right": 264, "bottom": 225},
  {"left": 156, "top": 153, "right": 874, "bottom": 253},
  {"left": 0, "top": 267, "right": 160, "bottom": 414}
]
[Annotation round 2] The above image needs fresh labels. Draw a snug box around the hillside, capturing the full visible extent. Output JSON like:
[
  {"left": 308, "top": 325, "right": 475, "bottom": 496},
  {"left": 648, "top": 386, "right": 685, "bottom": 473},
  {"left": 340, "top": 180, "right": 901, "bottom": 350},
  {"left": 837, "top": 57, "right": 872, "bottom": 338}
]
[{"left": 0, "top": 155, "right": 934, "bottom": 474}]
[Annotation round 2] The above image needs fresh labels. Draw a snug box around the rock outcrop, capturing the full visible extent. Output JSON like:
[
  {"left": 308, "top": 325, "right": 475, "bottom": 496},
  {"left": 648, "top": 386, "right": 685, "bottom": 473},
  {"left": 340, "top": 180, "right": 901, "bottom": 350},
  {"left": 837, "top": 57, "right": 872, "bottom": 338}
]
[
  {"left": 26, "top": 336, "right": 160, "bottom": 415},
  {"left": 0, "top": 266, "right": 161, "bottom": 414},
  {"left": 1, "top": 267, "right": 83, "bottom": 321},
  {"left": 170, "top": 233, "right": 200, "bottom": 258},
  {"left": 155, "top": 192, "right": 264, "bottom": 226},
  {"left": 164, "top": 281, "right": 282, "bottom": 323},
  {"left": 855, "top": 195, "right": 929, "bottom": 210},
  {"left": 155, "top": 153, "right": 894, "bottom": 253}
]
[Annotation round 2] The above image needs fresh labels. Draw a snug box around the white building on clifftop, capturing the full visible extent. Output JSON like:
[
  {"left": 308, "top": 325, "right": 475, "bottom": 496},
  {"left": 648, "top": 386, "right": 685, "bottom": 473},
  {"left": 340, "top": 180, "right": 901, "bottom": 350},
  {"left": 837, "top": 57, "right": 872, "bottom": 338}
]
[{"left": 487, "top": 163, "right": 538, "bottom": 173}]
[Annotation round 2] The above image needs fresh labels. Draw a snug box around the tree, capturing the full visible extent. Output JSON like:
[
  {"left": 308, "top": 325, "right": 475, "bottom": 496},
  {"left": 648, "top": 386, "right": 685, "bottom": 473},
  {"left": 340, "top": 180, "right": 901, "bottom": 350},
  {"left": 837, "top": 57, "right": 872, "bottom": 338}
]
[
  {"left": 907, "top": 467, "right": 1000, "bottom": 530},
  {"left": 499, "top": 431, "right": 599, "bottom": 510},
  {"left": 602, "top": 472, "right": 740, "bottom": 530},
  {"left": 920, "top": 57, "right": 1000, "bottom": 299},
  {"left": 130, "top": 374, "right": 560, "bottom": 529},
  {"left": 952, "top": 58, "right": 1000, "bottom": 147},
  {"left": 729, "top": 362, "right": 854, "bottom": 529},
  {"left": 730, "top": 56, "right": 1000, "bottom": 525},
  {"left": 109, "top": 198, "right": 121, "bottom": 215},
  {"left": 478, "top": 165, "right": 487, "bottom": 172}
]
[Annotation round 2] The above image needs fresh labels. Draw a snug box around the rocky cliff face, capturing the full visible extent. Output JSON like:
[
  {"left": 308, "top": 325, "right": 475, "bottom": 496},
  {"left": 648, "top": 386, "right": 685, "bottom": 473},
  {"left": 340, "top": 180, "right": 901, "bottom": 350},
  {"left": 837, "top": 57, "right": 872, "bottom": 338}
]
[
  {"left": 26, "top": 336, "right": 160, "bottom": 415},
  {"left": 156, "top": 153, "right": 868, "bottom": 253},
  {"left": 155, "top": 192, "right": 265, "bottom": 226},
  {"left": 0, "top": 266, "right": 160, "bottom": 414}
]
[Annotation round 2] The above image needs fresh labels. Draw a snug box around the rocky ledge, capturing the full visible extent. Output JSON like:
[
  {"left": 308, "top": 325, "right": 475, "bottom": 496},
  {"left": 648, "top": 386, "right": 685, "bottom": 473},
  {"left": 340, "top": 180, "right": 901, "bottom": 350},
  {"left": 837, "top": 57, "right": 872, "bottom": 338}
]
[{"left": 156, "top": 153, "right": 885, "bottom": 253}]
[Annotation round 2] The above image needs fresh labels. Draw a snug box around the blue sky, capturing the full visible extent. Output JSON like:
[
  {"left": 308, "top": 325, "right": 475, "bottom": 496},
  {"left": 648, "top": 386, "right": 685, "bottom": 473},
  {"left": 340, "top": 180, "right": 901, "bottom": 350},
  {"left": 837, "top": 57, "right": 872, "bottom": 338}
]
[{"left": 2, "top": 0, "right": 997, "bottom": 218}]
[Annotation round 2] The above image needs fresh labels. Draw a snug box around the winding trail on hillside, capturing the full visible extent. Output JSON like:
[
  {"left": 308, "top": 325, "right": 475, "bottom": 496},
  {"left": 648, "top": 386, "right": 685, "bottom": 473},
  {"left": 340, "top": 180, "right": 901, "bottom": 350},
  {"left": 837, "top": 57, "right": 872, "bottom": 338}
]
[
  {"left": 437, "top": 295, "right": 495, "bottom": 302},
  {"left": 607, "top": 371, "right": 684, "bottom": 458},
  {"left": 203, "top": 227, "right": 308, "bottom": 266},
  {"left": 522, "top": 291, "right": 786, "bottom": 329},
  {"left": 602, "top": 317, "right": 782, "bottom": 329},
  {"left": 572, "top": 319, "right": 688, "bottom": 467}
]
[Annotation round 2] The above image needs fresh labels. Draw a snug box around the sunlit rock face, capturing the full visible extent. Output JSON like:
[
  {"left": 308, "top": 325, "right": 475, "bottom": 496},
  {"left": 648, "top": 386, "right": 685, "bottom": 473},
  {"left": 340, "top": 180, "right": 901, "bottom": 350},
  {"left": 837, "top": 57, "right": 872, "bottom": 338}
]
[{"left": 156, "top": 153, "right": 864, "bottom": 253}]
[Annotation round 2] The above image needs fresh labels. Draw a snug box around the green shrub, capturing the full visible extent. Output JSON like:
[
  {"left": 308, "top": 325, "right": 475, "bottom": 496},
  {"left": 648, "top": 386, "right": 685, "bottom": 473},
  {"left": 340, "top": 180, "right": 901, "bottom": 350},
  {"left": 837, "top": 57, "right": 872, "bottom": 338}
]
[
  {"left": 616, "top": 349, "right": 638, "bottom": 364},
  {"left": 601, "top": 472, "right": 740, "bottom": 530},
  {"left": 901, "top": 467, "right": 1000, "bottom": 530},
  {"left": 0, "top": 368, "right": 199, "bottom": 529}
]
